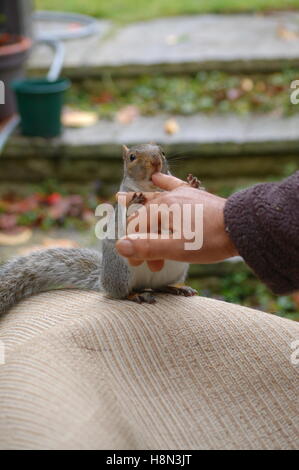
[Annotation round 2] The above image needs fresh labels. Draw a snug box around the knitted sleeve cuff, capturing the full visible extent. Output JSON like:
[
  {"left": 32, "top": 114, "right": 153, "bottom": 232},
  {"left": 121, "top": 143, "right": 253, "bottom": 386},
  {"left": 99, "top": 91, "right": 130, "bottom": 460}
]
[{"left": 224, "top": 181, "right": 298, "bottom": 295}]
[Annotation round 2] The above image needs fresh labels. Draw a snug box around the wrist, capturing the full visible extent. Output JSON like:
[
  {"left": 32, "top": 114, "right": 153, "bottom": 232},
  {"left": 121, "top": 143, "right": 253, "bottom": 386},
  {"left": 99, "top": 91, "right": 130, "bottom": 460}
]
[{"left": 218, "top": 198, "right": 239, "bottom": 259}]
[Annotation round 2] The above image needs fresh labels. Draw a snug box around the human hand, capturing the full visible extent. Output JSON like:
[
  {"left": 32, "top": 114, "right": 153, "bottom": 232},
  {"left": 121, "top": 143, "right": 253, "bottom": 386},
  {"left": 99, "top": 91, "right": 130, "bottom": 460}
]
[{"left": 116, "top": 173, "right": 238, "bottom": 271}]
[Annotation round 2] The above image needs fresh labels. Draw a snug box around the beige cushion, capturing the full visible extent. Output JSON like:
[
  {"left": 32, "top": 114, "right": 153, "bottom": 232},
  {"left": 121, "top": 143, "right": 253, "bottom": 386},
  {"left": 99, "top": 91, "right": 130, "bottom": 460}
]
[{"left": 0, "top": 291, "right": 298, "bottom": 450}]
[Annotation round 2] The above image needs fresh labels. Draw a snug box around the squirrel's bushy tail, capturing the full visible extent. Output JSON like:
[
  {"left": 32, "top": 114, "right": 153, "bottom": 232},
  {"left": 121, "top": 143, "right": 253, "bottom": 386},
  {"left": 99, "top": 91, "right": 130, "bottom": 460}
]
[{"left": 0, "top": 248, "right": 102, "bottom": 314}]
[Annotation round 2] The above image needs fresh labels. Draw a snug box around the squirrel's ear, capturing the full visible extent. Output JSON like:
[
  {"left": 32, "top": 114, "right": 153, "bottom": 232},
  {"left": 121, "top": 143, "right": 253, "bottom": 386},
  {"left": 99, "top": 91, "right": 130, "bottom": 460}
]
[{"left": 122, "top": 145, "right": 129, "bottom": 159}]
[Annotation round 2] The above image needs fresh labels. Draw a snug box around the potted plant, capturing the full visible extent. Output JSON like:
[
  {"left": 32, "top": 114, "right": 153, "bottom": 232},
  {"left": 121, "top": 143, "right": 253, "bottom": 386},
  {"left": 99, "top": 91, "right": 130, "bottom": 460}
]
[
  {"left": 0, "top": 33, "right": 32, "bottom": 120},
  {"left": 0, "top": 1, "right": 32, "bottom": 121}
]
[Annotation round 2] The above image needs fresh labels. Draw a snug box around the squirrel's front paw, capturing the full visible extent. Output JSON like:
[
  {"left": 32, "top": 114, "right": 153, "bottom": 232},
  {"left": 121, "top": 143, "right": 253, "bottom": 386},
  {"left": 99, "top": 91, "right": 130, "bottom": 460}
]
[
  {"left": 130, "top": 192, "right": 147, "bottom": 206},
  {"left": 127, "top": 291, "right": 156, "bottom": 304},
  {"left": 187, "top": 174, "right": 205, "bottom": 190}
]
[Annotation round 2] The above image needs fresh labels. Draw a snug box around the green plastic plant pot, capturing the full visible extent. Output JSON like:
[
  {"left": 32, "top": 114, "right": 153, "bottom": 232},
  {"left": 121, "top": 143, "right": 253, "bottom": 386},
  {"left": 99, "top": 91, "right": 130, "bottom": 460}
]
[{"left": 11, "top": 77, "right": 71, "bottom": 137}]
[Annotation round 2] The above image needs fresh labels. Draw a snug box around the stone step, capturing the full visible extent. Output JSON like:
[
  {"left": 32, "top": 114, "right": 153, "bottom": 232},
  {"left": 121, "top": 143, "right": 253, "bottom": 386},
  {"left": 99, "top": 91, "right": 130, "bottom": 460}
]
[
  {"left": 2, "top": 113, "right": 299, "bottom": 187},
  {"left": 29, "top": 13, "right": 299, "bottom": 77},
  {"left": 4, "top": 112, "right": 299, "bottom": 157}
]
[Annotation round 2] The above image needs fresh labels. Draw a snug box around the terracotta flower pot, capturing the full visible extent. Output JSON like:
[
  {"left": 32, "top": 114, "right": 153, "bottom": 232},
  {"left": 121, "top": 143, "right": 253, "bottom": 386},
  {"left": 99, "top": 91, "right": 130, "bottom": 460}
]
[{"left": 0, "top": 34, "right": 32, "bottom": 121}]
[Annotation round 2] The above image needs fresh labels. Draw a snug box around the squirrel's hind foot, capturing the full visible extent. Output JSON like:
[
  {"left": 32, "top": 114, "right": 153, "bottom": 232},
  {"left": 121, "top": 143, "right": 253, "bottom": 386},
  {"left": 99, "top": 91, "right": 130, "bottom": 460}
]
[
  {"left": 158, "top": 284, "right": 198, "bottom": 297},
  {"left": 187, "top": 174, "right": 205, "bottom": 190},
  {"left": 127, "top": 291, "right": 156, "bottom": 304}
]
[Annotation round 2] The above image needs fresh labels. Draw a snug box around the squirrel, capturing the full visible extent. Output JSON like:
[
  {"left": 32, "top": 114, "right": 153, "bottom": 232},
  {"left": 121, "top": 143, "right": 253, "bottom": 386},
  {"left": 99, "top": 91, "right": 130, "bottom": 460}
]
[{"left": 0, "top": 143, "right": 203, "bottom": 313}]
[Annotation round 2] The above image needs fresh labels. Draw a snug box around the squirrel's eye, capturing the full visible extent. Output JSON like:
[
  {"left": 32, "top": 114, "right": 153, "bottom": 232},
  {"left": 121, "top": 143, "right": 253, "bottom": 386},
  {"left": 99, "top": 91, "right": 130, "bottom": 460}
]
[{"left": 129, "top": 154, "right": 136, "bottom": 162}]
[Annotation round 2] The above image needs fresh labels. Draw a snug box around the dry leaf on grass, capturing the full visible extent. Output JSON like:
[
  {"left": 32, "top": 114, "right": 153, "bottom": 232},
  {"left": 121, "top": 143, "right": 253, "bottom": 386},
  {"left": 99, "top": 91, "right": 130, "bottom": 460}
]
[
  {"left": 62, "top": 109, "right": 98, "bottom": 128},
  {"left": 241, "top": 78, "right": 254, "bottom": 92},
  {"left": 0, "top": 214, "right": 18, "bottom": 231},
  {"left": 256, "top": 81, "right": 267, "bottom": 93},
  {"left": 226, "top": 88, "right": 242, "bottom": 101},
  {"left": 164, "top": 118, "right": 180, "bottom": 135},
  {"left": 291, "top": 292, "right": 299, "bottom": 310},
  {"left": 116, "top": 105, "right": 139, "bottom": 124},
  {"left": 47, "top": 195, "right": 84, "bottom": 220}
]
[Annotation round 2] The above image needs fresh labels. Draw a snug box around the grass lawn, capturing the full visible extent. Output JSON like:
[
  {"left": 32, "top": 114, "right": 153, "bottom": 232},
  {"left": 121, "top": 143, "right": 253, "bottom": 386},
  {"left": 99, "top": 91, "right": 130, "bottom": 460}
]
[
  {"left": 189, "top": 272, "right": 299, "bottom": 322},
  {"left": 36, "top": 0, "right": 299, "bottom": 23}
]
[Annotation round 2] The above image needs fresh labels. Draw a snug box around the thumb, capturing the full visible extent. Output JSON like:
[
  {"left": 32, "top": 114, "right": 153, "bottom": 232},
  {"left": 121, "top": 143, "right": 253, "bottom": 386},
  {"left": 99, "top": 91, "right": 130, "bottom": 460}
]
[
  {"left": 116, "top": 235, "right": 185, "bottom": 262},
  {"left": 151, "top": 172, "right": 185, "bottom": 191}
]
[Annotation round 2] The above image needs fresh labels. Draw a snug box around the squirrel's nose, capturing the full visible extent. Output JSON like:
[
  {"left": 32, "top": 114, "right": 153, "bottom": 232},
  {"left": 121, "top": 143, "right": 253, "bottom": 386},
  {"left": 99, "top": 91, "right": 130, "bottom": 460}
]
[{"left": 151, "top": 155, "right": 162, "bottom": 171}]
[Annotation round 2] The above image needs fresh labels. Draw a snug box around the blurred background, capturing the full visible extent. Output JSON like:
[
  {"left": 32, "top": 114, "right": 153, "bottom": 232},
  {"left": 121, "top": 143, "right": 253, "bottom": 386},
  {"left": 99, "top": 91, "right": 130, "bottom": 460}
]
[{"left": 1, "top": 0, "right": 299, "bottom": 319}]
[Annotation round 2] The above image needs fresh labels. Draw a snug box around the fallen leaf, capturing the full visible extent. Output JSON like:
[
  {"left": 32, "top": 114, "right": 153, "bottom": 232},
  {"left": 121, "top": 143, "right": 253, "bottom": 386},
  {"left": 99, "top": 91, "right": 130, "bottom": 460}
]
[
  {"left": 67, "top": 195, "right": 84, "bottom": 217},
  {"left": 0, "top": 228, "right": 32, "bottom": 246},
  {"left": 92, "top": 91, "right": 114, "bottom": 104},
  {"left": 18, "top": 245, "right": 46, "bottom": 255},
  {"left": 241, "top": 78, "right": 254, "bottom": 92},
  {"left": 42, "top": 237, "right": 79, "bottom": 248},
  {"left": 47, "top": 199, "right": 71, "bottom": 220},
  {"left": 164, "top": 118, "right": 180, "bottom": 135},
  {"left": 8, "top": 195, "right": 40, "bottom": 214},
  {"left": 46, "top": 192, "right": 62, "bottom": 205},
  {"left": 256, "top": 81, "right": 267, "bottom": 93},
  {"left": 277, "top": 25, "right": 299, "bottom": 41},
  {"left": 165, "top": 33, "right": 189, "bottom": 45},
  {"left": 82, "top": 209, "right": 96, "bottom": 224},
  {"left": 18, "top": 238, "right": 79, "bottom": 255},
  {"left": 116, "top": 105, "right": 139, "bottom": 124},
  {"left": 46, "top": 195, "right": 84, "bottom": 220},
  {"left": 226, "top": 88, "right": 242, "bottom": 101},
  {"left": 165, "top": 34, "right": 179, "bottom": 45},
  {"left": 62, "top": 109, "right": 98, "bottom": 128},
  {"left": 0, "top": 214, "right": 17, "bottom": 231},
  {"left": 291, "top": 291, "right": 299, "bottom": 309},
  {"left": 250, "top": 95, "right": 264, "bottom": 106}
]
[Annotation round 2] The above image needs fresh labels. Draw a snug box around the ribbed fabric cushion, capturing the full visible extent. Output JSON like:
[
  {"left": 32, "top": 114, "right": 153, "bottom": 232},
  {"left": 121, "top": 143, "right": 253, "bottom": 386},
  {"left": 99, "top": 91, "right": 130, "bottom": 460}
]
[{"left": 0, "top": 291, "right": 298, "bottom": 450}]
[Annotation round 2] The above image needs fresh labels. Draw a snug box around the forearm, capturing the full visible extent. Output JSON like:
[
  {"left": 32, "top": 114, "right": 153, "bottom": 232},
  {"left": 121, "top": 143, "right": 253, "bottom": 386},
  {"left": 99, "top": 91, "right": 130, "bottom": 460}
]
[{"left": 224, "top": 172, "right": 299, "bottom": 294}]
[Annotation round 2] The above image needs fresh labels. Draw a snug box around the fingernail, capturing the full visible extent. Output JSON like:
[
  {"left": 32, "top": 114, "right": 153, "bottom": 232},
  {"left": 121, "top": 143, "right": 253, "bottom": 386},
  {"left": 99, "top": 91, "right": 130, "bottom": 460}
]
[
  {"left": 116, "top": 192, "right": 126, "bottom": 199},
  {"left": 117, "top": 239, "right": 135, "bottom": 257}
]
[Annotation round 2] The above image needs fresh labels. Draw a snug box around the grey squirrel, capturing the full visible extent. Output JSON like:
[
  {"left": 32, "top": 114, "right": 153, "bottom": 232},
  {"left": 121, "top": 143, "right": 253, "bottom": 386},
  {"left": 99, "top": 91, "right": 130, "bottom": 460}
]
[{"left": 0, "top": 143, "right": 203, "bottom": 312}]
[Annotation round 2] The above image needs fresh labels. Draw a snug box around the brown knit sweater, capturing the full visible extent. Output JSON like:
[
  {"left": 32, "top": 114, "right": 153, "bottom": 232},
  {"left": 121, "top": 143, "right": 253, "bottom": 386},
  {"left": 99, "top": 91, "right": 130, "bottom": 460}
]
[{"left": 224, "top": 171, "right": 299, "bottom": 295}]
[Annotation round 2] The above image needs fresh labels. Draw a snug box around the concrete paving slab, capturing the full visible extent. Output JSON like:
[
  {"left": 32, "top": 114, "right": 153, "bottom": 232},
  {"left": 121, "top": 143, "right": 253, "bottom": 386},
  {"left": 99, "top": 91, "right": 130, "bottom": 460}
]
[
  {"left": 5, "top": 112, "right": 299, "bottom": 158},
  {"left": 29, "top": 13, "right": 299, "bottom": 76}
]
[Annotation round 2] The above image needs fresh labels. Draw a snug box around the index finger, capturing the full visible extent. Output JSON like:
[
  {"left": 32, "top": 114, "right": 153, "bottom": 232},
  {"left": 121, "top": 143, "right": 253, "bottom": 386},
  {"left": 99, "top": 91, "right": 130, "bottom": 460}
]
[{"left": 151, "top": 173, "right": 187, "bottom": 191}]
